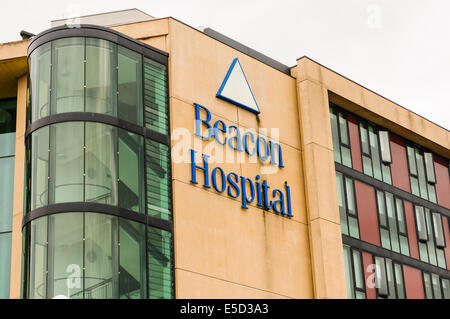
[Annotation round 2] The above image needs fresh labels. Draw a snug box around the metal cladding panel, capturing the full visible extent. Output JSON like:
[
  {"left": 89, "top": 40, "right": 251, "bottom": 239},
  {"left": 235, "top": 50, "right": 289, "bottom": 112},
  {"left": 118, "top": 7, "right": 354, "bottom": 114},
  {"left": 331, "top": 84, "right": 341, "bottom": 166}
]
[
  {"left": 404, "top": 200, "right": 420, "bottom": 259},
  {"left": 355, "top": 180, "right": 381, "bottom": 246},
  {"left": 347, "top": 114, "right": 362, "bottom": 172},
  {"left": 389, "top": 133, "right": 411, "bottom": 193},
  {"left": 402, "top": 265, "right": 425, "bottom": 299},
  {"left": 361, "top": 251, "right": 376, "bottom": 299},
  {"left": 434, "top": 154, "right": 450, "bottom": 210}
]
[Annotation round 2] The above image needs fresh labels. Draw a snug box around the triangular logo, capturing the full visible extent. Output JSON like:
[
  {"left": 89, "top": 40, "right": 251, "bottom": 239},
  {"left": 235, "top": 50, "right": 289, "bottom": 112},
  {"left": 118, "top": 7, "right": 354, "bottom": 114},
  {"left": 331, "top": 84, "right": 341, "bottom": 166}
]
[{"left": 216, "top": 58, "right": 260, "bottom": 114}]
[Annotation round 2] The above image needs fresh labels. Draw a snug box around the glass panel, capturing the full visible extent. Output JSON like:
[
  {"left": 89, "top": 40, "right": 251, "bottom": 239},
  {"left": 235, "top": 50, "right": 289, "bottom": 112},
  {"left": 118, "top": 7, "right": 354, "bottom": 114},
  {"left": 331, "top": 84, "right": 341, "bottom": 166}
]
[
  {"left": 436, "top": 249, "right": 446, "bottom": 269},
  {"left": 442, "top": 278, "right": 450, "bottom": 299},
  {"left": 355, "top": 291, "right": 366, "bottom": 299},
  {"left": 418, "top": 242, "right": 429, "bottom": 263},
  {"left": 376, "top": 190, "right": 387, "bottom": 227},
  {"left": 386, "top": 193, "right": 400, "bottom": 253},
  {"left": 27, "top": 217, "right": 47, "bottom": 299},
  {"left": 348, "top": 217, "right": 360, "bottom": 239},
  {"left": 119, "top": 219, "right": 146, "bottom": 299},
  {"left": 369, "top": 126, "right": 382, "bottom": 180},
  {"left": 381, "top": 163, "right": 392, "bottom": 185},
  {"left": 49, "top": 122, "right": 84, "bottom": 204},
  {"left": 415, "top": 206, "right": 428, "bottom": 241},
  {"left": 427, "top": 184, "right": 437, "bottom": 204},
  {"left": 86, "top": 38, "right": 117, "bottom": 116},
  {"left": 415, "top": 151, "right": 428, "bottom": 200},
  {"left": 380, "top": 229, "right": 391, "bottom": 250},
  {"left": 0, "top": 132, "right": 15, "bottom": 157},
  {"left": 341, "top": 146, "right": 352, "bottom": 168},
  {"left": 118, "top": 130, "right": 145, "bottom": 213},
  {"left": 148, "top": 226, "right": 173, "bottom": 299},
  {"left": 431, "top": 274, "right": 442, "bottom": 299},
  {"left": 85, "top": 123, "right": 118, "bottom": 205},
  {"left": 423, "top": 152, "right": 436, "bottom": 184},
  {"left": 425, "top": 209, "right": 437, "bottom": 266},
  {"left": 406, "top": 146, "right": 417, "bottom": 176},
  {"left": 431, "top": 213, "right": 445, "bottom": 248},
  {"left": 378, "top": 131, "right": 391, "bottom": 163},
  {"left": 410, "top": 176, "right": 420, "bottom": 197},
  {"left": 146, "top": 140, "right": 171, "bottom": 220},
  {"left": 48, "top": 213, "right": 84, "bottom": 299},
  {"left": 394, "top": 263, "right": 405, "bottom": 299},
  {"left": 84, "top": 213, "right": 118, "bottom": 299},
  {"left": 375, "top": 256, "right": 388, "bottom": 297},
  {"left": 344, "top": 177, "right": 356, "bottom": 216},
  {"left": 385, "top": 259, "right": 395, "bottom": 299},
  {"left": 343, "top": 245, "right": 355, "bottom": 299},
  {"left": 395, "top": 198, "right": 406, "bottom": 234},
  {"left": 30, "top": 43, "right": 51, "bottom": 122},
  {"left": 423, "top": 273, "right": 433, "bottom": 299},
  {"left": 400, "top": 236, "right": 410, "bottom": 256},
  {"left": 352, "top": 250, "right": 364, "bottom": 290},
  {"left": 0, "top": 232, "right": 12, "bottom": 299},
  {"left": 330, "top": 111, "right": 341, "bottom": 164},
  {"left": 0, "top": 157, "right": 14, "bottom": 232},
  {"left": 336, "top": 173, "right": 348, "bottom": 235},
  {"left": 360, "top": 122, "right": 370, "bottom": 154},
  {"left": 144, "top": 57, "right": 168, "bottom": 135},
  {"left": 51, "top": 38, "right": 84, "bottom": 114},
  {"left": 30, "top": 126, "right": 49, "bottom": 211},
  {"left": 118, "top": 46, "right": 143, "bottom": 126},
  {"left": 362, "top": 155, "right": 373, "bottom": 177},
  {"left": 338, "top": 113, "right": 349, "bottom": 145}
]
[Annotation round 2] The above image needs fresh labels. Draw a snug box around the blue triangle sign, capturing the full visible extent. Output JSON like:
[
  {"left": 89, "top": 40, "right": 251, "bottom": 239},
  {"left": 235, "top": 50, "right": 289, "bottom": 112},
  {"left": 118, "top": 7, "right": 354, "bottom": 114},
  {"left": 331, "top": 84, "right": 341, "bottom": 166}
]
[{"left": 216, "top": 58, "right": 261, "bottom": 114}]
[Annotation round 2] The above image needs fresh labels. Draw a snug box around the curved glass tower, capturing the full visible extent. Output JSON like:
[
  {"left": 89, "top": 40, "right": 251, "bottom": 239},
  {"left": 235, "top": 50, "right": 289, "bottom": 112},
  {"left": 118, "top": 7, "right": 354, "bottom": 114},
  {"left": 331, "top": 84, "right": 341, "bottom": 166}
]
[{"left": 22, "top": 25, "right": 173, "bottom": 299}]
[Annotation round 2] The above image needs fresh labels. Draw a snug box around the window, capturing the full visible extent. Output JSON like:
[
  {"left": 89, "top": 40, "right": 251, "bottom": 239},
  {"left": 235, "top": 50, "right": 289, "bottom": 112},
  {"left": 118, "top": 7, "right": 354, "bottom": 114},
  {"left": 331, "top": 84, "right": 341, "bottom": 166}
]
[
  {"left": 144, "top": 58, "right": 168, "bottom": 135},
  {"left": 329, "top": 104, "right": 352, "bottom": 168},
  {"left": 146, "top": 140, "right": 171, "bottom": 221},
  {"left": 423, "top": 272, "right": 450, "bottom": 299},
  {"left": 336, "top": 172, "right": 359, "bottom": 238},
  {"left": 148, "top": 226, "right": 173, "bottom": 299},
  {"left": 0, "top": 157, "right": 15, "bottom": 233},
  {"left": 375, "top": 256, "right": 405, "bottom": 299},
  {"left": 0, "top": 233, "right": 12, "bottom": 299},
  {"left": 30, "top": 126, "right": 49, "bottom": 211},
  {"left": 118, "top": 46, "right": 143, "bottom": 126},
  {"left": 359, "top": 121, "right": 392, "bottom": 184},
  {"left": 415, "top": 206, "right": 447, "bottom": 268},
  {"left": 376, "top": 190, "right": 409, "bottom": 256},
  {"left": 29, "top": 43, "right": 51, "bottom": 122},
  {"left": 407, "top": 145, "right": 437, "bottom": 203},
  {"left": 343, "top": 245, "right": 366, "bottom": 299}
]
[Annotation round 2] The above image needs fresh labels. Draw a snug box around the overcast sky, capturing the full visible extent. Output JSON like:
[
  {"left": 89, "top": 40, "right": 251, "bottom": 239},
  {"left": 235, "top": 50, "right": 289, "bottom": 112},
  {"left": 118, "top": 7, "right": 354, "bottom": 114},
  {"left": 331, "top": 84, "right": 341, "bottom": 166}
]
[{"left": 1, "top": 0, "right": 449, "bottom": 130}]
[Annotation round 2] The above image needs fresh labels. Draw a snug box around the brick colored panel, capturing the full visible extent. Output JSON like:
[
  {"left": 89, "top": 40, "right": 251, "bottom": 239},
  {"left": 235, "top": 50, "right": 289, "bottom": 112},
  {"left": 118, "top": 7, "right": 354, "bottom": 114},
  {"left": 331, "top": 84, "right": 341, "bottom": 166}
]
[
  {"left": 443, "top": 216, "right": 450, "bottom": 271},
  {"left": 355, "top": 180, "right": 380, "bottom": 246},
  {"left": 389, "top": 133, "right": 411, "bottom": 193},
  {"left": 434, "top": 155, "right": 450, "bottom": 209},
  {"left": 361, "top": 252, "right": 376, "bottom": 299},
  {"left": 404, "top": 200, "right": 419, "bottom": 259},
  {"left": 403, "top": 265, "right": 424, "bottom": 299},
  {"left": 347, "top": 114, "right": 362, "bottom": 172}
]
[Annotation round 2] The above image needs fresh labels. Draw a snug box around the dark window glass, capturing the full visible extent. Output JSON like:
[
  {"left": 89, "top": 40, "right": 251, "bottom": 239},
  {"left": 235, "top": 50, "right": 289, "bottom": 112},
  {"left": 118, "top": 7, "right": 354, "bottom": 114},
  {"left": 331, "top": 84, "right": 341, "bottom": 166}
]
[
  {"left": 86, "top": 38, "right": 117, "bottom": 116},
  {"left": 329, "top": 105, "right": 352, "bottom": 168},
  {"left": 51, "top": 38, "right": 85, "bottom": 114},
  {"left": 118, "top": 46, "right": 143, "bottom": 126},
  {"left": 148, "top": 226, "right": 173, "bottom": 299},
  {"left": 146, "top": 140, "right": 171, "bottom": 220},
  {"left": 119, "top": 130, "right": 145, "bottom": 213},
  {"left": 119, "top": 219, "right": 147, "bottom": 299},
  {"left": 144, "top": 58, "right": 168, "bottom": 135}
]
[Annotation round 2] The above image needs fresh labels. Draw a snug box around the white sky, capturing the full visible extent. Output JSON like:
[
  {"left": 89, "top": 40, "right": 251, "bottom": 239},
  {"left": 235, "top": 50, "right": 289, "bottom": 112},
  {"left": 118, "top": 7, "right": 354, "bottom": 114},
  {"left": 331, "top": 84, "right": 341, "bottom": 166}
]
[{"left": 1, "top": 0, "right": 449, "bottom": 130}]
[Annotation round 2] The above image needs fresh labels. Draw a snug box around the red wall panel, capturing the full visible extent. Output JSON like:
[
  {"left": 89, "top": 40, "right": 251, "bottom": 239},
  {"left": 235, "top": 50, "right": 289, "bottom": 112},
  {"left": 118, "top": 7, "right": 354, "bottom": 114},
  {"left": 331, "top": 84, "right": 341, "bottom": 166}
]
[
  {"left": 362, "top": 252, "right": 376, "bottom": 299},
  {"left": 347, "top": 114, "right": 363, "bottom": 172},
  {"left": 389, "top": 133, "right": 411, "bottom": 193},
  {"left": 404, "top": 200, "right": 419, "bottom": 259},
  {"left": 355, "top": 180, "right": 380, "bottom": 246},
  {"left": 403, "top": 265, "right": 424, "bottom": 299},
  {"left": 434, "top": 155, "right": 450, "bottom": 209},
  {"left": 442, "top": 216, "right": 450, "bottom": 271}
]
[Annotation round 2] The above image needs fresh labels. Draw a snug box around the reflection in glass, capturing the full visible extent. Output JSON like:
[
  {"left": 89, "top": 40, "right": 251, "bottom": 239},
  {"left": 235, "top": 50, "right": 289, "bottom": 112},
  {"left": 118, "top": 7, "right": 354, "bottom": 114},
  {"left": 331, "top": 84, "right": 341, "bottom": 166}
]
[
  {"left": 86, "top": 39, "right": 117, "bottom": 116},
  {"left": 49, "top": 122, "right": 84, "bottom": 204},
  {"left": 118, "top": 46, "right": 143, "bottom": 125},
  {"left": 119, "top": 130, "right": 144, "bottom": 213},
  {"left": 144, "top": 58, "right": 168, "bottom": 134},
  {"left": 85, "top": 123, "right": 117, "bottom": 205},
  {"left": 30, "top": 43, "right": 51, "bottom": 121},
  {"left": 30, "top": 126, "right": 49, "bottom": 211},
  {"left": 48, "top": 213, "right": 83, "bottom": 299},
  {"left": 25, "top": 217, "right": 47, "bottom": 299},
  {"left": 0, "top": 233, "right": 12, "bottom": 299},
  {"left": 148, "top": 227, "right": 173, "bottom": 299},
  {"left": 51, "top": 38, "right": 85, "bottom": 114},
  {"left": 0, "top": 157, "right": 14, "bottom": 232}
]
